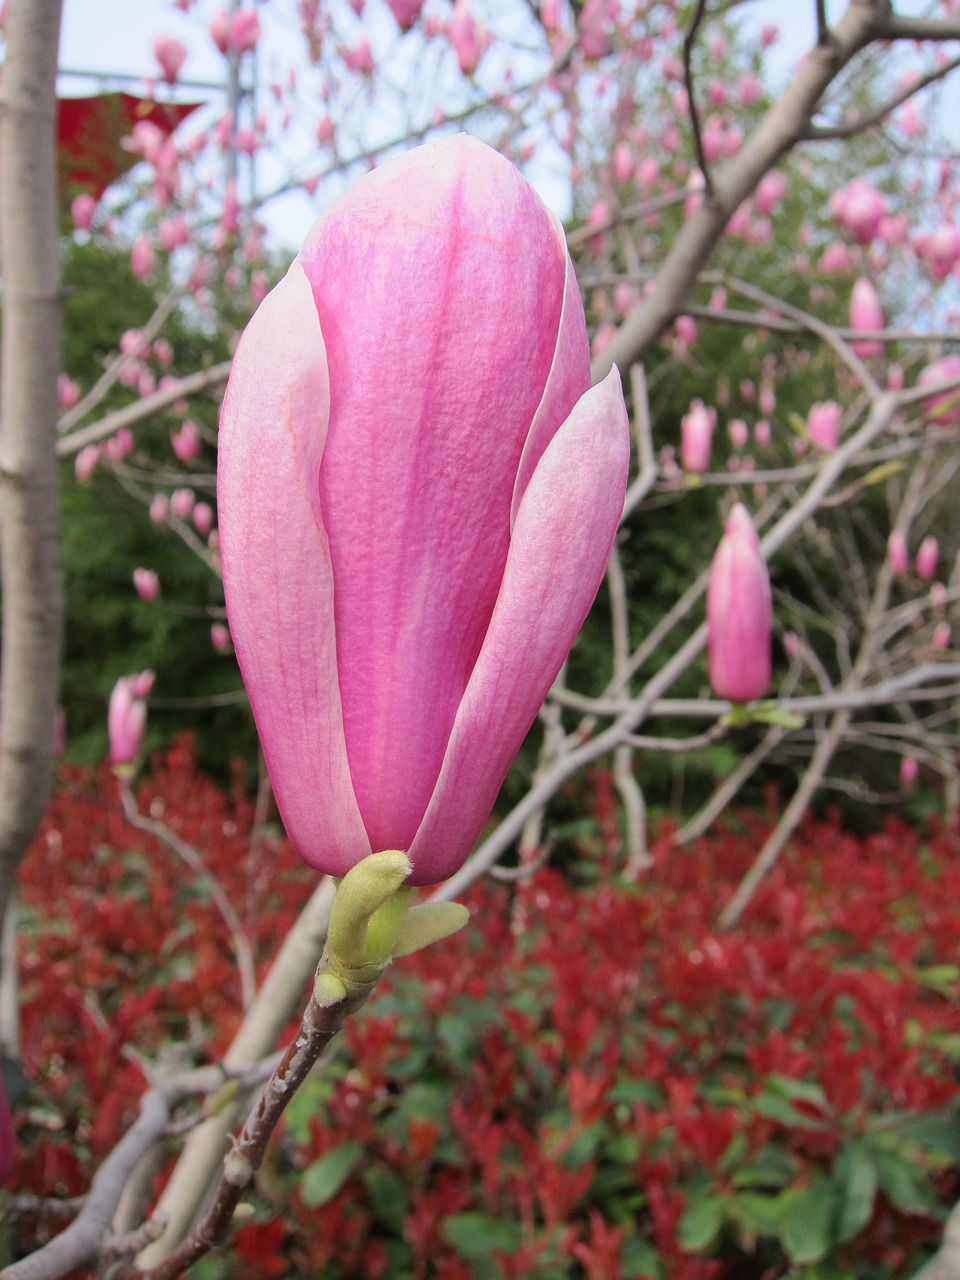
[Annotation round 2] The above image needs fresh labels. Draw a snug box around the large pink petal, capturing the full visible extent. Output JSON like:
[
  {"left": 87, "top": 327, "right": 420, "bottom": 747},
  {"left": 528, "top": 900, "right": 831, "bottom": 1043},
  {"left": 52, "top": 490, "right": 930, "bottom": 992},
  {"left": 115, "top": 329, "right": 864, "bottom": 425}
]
[
  {"left": 296, "top": 135, "right": 577, "bottom": 854},
  {"left": 218, "top": 264, "right": 370, "bottom": 876},
  {"left": 407, "top": 369, "right": 630, "bottom": 883}
]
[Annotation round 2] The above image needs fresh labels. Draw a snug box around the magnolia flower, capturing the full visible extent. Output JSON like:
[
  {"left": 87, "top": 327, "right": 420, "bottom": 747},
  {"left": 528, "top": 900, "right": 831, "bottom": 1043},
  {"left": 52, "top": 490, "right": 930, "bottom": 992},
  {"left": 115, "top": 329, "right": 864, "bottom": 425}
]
[
  {"left": 918, "top": 355, "right": 960, "bottom": 426},
  {"left": 219, "top": 135, "right": 629, "bottom": 885},
  {"left": 680, "top": 399, "right": 715, "bottom": 473},
  {"left": 887, "top": 530, "right": 909, "bottom": 577},
  {"left": 133, "top": 568, "right": 160, "bottom": 601},
  {"left": 849, "top": 278, "right": 884, "bottom": 357},
  {"left": 807, "top": 401, "right": 842, "bottom": 452},
  {"left": 108, "top": 672, "right": 154, "bottom": 767},
  {"left": 916, "top": 536, "right": 939, "bottom": 580},
  {"left": 707, "top": 504, "right": 772, "bottom": 703}
]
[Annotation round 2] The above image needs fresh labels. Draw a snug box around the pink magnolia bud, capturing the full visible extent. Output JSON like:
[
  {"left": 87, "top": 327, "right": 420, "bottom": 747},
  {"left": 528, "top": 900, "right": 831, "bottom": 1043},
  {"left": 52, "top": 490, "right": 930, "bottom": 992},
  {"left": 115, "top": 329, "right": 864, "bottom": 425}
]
[
  {"left": 680, "top": 399, "right": 715, "bottom": 473},
  {"left": 833, "top": 177, "right": 886, "bottom": 245},
  {"left": 807, "top": 401, "right": 842, "bottom": 452},
  {"left": 849, "top": 278, "right": 883, "bottom": 357},
  {"left": 918, "top": 355, "right": 960, "bottom": 426},
  {"left": 931, "top": 620, "right": 951, "bottom": 652},
  {"left": 899, "top": 756, "right": 918, "bottom": 789},
  {"left": 71, "top": 192, "right": 97, "bottom": 231},
  {"left": 930, "top": 581, "right": 948, "bottom": 611},
  {"left": 218, "top": 135, "right": 630, "bottom": 885},
  {"left": 131, "top": 234, "right": 155, "bottom": 280},
  {"left": 108, "top": 673, "right": 152, "bottom": 766},
  {"left": 170, "top": 487, "right": 196, "bottom": 519},
  {"left": 193, "top": 501, "right": 214, "bottom": 536},
  {"left": 211, "top": 622, "right": 232, "bottom": 653},
  {"left": 447, "top": 0, "right": 488, "bottom": 74},
  {"left": 153, "top": 35, "right": 188, "bottom": 83},
  {"left": 887, "top": 530, "right": 909, "bottom": 576},
  {"left": 916, "top": 536, "right": 938, "bottom": 580},
  {"left": 755, "top": 170, "right": 787, "bottom": 215},
  {"left": 172, "top": 420, "right": 202, "bottom": 462},
  {"left": 229, "top": 9, "right": 260, "bottom": 53},
  {"left": 783, "top": 630, "right": 800, "bottom": 660},
  {"left": 74, "top": 444, "right": 101, "bottom": 482},
  {"left": 728, "top": 418, "right": 748, "bottom": 449},
  {"left": 386, "top": 0, "right": 424, "bottom": 29},
  {"left": 58, "top": 373, "right": 80, "bottom": 410},
  {"left": 754, "top": 419, "right": 771, "bottom": 447},
  {"left": 133, "top": 568, "right": 160, "bottom": 601},
  {"left": 150, "top": 494, "right": 169, "bottom": 524},
  {"left": 707, "top": 504, "right": 772, "bottom": 703}
]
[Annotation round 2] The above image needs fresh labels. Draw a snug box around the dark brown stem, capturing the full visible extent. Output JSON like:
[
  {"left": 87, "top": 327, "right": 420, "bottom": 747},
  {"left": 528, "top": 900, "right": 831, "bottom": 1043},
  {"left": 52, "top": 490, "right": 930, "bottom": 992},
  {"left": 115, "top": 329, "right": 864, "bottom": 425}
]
[{"left": 126, "top": 981, "right": 371, "bottom": 1280}]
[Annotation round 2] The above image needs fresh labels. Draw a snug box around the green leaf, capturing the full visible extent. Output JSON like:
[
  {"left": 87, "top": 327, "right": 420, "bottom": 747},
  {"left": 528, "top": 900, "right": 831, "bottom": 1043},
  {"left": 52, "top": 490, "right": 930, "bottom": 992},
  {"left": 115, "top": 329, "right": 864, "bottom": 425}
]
[
  {"left": 731, "top": 1143, "right": 798, "bottom": 1189},
  {"left": 874, "top": 1149, "right": 940, "bottom": 1215},
  {"left": 622, "top": 1236, "right": 665, "bottom": 1279},
  {"left": 363, "top": 1166, "right": 409, "bottom": 1231},
  {"left": 301, "top": 1140, "right": 365, "bottom": 1207},
  {"left": 730, "top": 1191, "right": 783, "bottom": 1236},
  {"left": 834, "top": 1140, "right": 878, "bottom": 1243},
  {"left": 678, "top": 1195, "right": 726, "bottom": 1252},
  {"left": 443, "top": 1213, "right": 523, "bottom": 1262},
  {"left": 778, "top": 1176, "right": 835, "bottom": 1265}
]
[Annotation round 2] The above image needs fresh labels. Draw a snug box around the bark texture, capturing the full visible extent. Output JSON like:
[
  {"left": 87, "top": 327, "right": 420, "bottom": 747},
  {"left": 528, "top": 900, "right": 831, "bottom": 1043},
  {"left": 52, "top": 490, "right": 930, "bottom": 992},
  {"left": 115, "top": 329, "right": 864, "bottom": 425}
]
[{"left": 0, "top": 0, "right": 65, "bottom": 989}]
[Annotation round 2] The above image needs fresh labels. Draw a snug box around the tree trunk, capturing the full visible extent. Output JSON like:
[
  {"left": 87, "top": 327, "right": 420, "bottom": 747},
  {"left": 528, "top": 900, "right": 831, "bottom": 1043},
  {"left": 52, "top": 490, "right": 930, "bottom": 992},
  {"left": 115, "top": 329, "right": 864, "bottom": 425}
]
[{"left": 0, "top": 0, "right": 65, "bottom": 1045}]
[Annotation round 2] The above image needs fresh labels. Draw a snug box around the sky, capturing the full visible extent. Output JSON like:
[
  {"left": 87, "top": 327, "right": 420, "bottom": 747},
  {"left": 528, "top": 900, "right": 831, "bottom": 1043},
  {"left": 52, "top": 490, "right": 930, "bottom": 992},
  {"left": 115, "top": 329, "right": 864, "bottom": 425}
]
[{"left": 57, "top": 0, "right": 960, "bottom": 251}]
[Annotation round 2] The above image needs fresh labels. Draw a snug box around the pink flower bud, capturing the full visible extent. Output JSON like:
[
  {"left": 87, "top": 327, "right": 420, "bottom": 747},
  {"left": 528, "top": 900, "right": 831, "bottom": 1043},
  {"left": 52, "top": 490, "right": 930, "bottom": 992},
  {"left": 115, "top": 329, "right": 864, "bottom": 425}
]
[
  {"left": 899, "top": 756, "right": 918, "bottom": 789},
  {"left": 931, "top": 619, "right": 951, "bottom": 652},
  {"left": 728, "top": 418, "right": 748, "bottom": 449},
  {"left": 918, "top": 355, "right": 960, "bottom": 426},
  {"left": 170, "top": 487, "right": 195, "bottom": 519},
  {"left": 153, "top": 35, "right": 188, "bottom": 83},
  {"left": 916, "top": 536, "right": 938, "bottom": 580},
  {"left": 754, "top": 419, "right": 771, "bottom": 447},
  {"left": 849, "top": 278, "right": 883, "bottom": 357},
  {"left": 783, "top": 630, "right": 800, "bottom": 660},
  {"left": 386, "top": 0, "right": 424, "bottom": 29},
  {"left": 74, "top": 444, "right": 100, "bottom": 482},
  {"left": 930, "top": 581, "right": 948, "bottom": 611},
  {"left": 58, "top": 373, "right": 81, "bottom": 410},
  {"left": 218, "top": 136, "right": 629, "bottom": 885},
  {"left": 447, "top": 0, "right": 487, "bottom": 74},
  {"left": 172, "top": 420, "right": 202, "bottom": 462},
  {"left": 807, "top": 401, "right": 842, "bottom": 452},
  {"left": 150, "top": 494, "right": 169, "bottom": 524},
  {"left": 108, "top": 673, "right": 152, "bottom": 766},
  {"left": 71, "top": 192, "right": 97, "bottom": 231},
  {"left": 887, "top": 530, "right": 909, "bottom": 576},
  {"left": 211, "top": 622, "right": 232, "bottom": 653},
  {"left": 130, "top": 234, "right": 155, "bottom": 281},
  {"left": 680, "top": 399, "right": 715, "bottom": 473},
  {"left": 133, "top": 568, "right": 160, "bottom": 601},
  {"left": 192, "top": 502, "right": 214, "bottom": 535},
  {"left": 707, "top": 504, "right": 772, "bottom": 703}
]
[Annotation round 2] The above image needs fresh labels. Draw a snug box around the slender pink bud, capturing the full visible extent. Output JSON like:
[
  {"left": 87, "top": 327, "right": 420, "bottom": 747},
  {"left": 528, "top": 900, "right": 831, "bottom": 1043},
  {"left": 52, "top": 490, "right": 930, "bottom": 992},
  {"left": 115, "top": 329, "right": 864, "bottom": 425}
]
[
  {"left": 887, "top": 530, "right": 909, "bottom": 576},
  {"left": 680, "top": 399, "right": 715, "bottom": 473},
  {"left": 916, "top": 536, "right": 938, "bottom": 580},
  {"left": 728, "top": 418, "right": 748, "bottom": 449},
  {"left": 849, "top": 278, "right": 883, "bottom": 357},
  {"left": 133, "top": 568, "right": 160, "bottom": 601},
  {"left": 58, "top": 374, "right": 80, "bottom": 411},
  {"left": 899, "top": 756, "right": 918, "bottom": 789},
  {"left": 108, "top": 674, "right": 152, "bottom": 766},
  {"left": 150, "top": 494, "right": 169, "bottom": 524},
  {"left": 707, "top": 504, "right": 772, "bottom": 703},
  {"left": 807, "top": 401, "right": 842, "bottom": 452}
]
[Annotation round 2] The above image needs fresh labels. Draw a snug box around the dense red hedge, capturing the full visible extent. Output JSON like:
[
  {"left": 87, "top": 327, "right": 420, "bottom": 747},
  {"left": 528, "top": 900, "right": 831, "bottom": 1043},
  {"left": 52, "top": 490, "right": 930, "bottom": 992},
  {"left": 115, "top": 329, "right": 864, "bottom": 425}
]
[{"left": 8, "top": 739, "right": 960, "bottom": 1277}]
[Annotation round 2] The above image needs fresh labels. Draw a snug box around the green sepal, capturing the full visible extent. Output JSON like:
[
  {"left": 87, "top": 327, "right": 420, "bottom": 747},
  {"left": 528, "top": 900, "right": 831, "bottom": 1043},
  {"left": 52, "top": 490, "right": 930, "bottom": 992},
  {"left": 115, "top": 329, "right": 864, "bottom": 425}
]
[
  {"left": 392, "top": 902, "right": 470, "bottom": 958},
  {"left": 721, "top": 702, "right": 805, "bottom": 730},
  {"left": 326, "top": 850, "right": 412, "bottom": 970}
]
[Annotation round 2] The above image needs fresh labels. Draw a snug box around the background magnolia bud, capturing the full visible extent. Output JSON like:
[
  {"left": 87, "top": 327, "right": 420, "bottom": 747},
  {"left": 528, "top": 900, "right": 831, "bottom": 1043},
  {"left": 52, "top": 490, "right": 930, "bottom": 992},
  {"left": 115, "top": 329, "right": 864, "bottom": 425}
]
[{"left": 707, "top": 504, "right": 772, "bottom": 703}]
